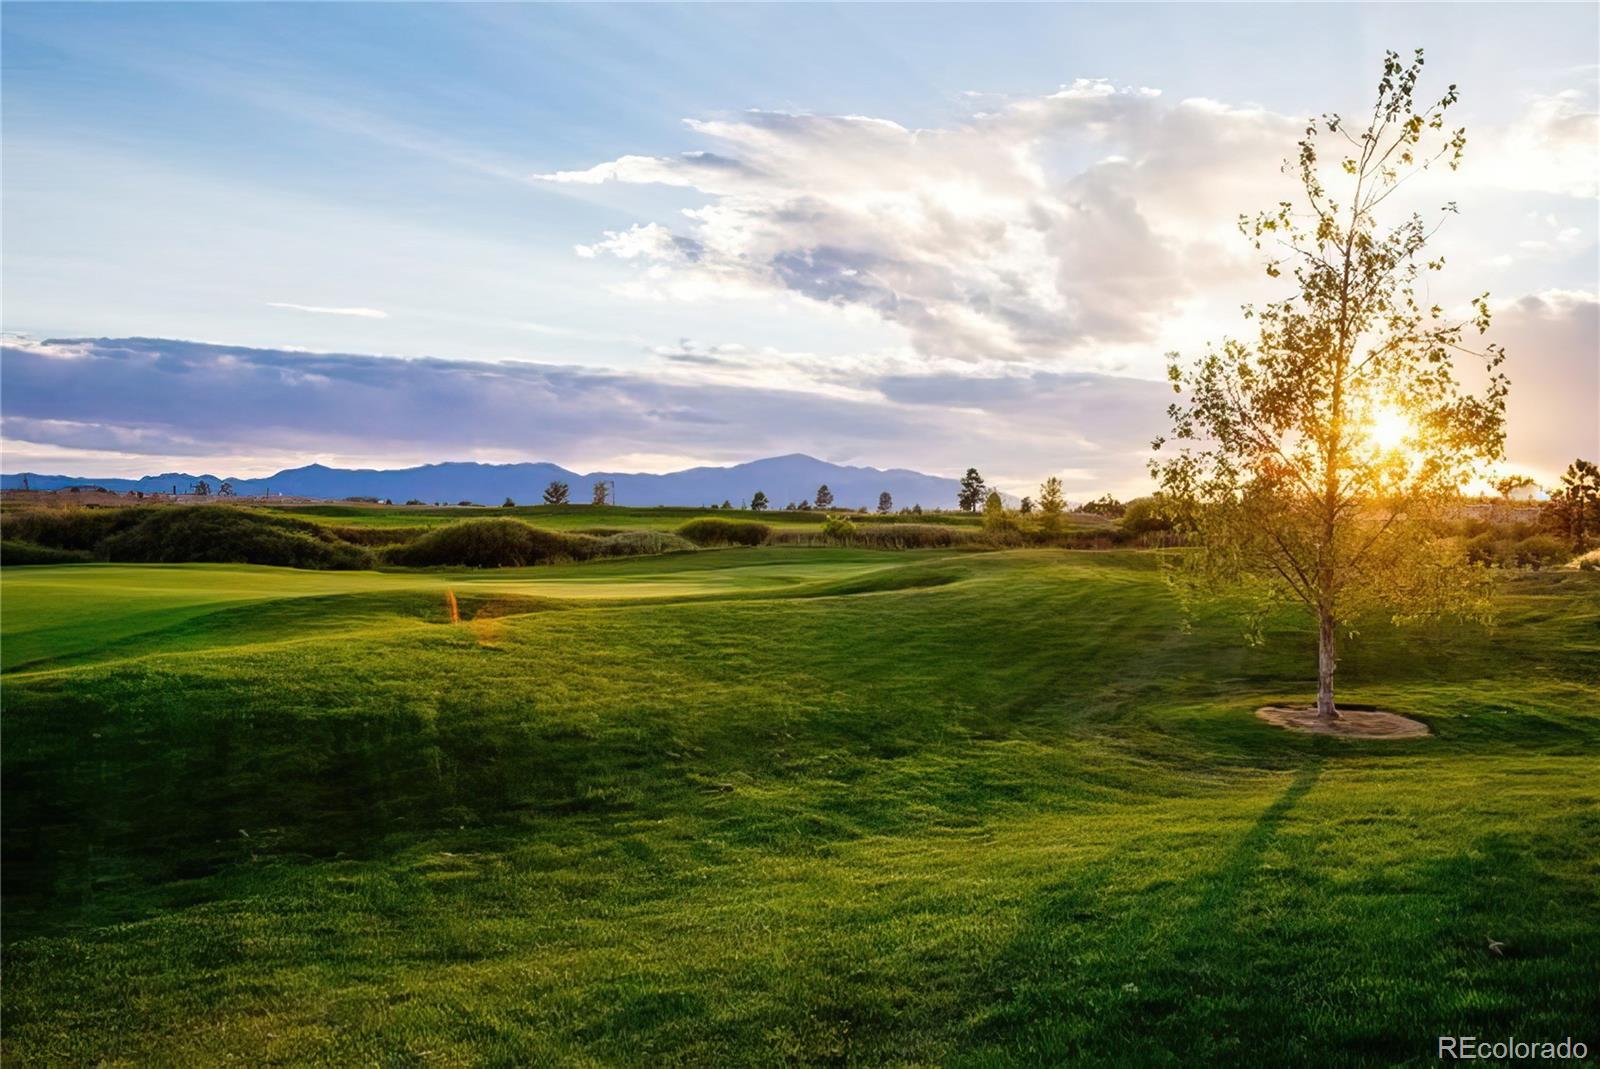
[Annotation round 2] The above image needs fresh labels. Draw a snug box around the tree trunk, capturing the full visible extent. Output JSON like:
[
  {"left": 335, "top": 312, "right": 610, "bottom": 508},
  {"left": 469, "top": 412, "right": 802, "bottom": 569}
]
[{"left": 1316, "top": 610, "right": 1338, "bottom": 721}]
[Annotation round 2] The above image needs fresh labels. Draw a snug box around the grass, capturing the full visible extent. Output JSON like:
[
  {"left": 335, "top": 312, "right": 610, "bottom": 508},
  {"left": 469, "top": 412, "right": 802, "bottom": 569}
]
[{"left": 1, "top": 548, "right": 1596, "bottom": 1065}]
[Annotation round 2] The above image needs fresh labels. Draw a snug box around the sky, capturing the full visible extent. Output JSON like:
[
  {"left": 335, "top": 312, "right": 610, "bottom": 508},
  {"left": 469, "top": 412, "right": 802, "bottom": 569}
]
[{"left": 2, "top": 2, "right": 1596, "bottom": 497}]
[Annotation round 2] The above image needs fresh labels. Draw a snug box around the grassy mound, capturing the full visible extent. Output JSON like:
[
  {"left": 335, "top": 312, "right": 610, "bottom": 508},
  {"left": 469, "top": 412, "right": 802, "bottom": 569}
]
[
  {"left": 99, "top": 508, "right": 372, "bottom": 569},
  {"left": 0, "top": 539, "right": 95, "bottom": 566},
  {"left": 676, "top": 517, "right": 772, "bottom": 546},
  {"left": 381, "top": 518, "right": 601, "bottom": 568}
]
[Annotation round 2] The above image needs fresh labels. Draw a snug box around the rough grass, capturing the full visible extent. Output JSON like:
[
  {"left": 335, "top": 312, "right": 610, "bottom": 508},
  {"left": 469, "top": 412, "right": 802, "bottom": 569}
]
[{"left": 1, "top": 550, "right": 1596, "bottom": 1065}]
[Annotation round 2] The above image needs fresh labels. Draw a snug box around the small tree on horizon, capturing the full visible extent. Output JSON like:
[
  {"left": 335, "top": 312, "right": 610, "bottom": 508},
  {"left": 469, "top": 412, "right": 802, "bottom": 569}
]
[
  {"left": 982, "top": 490, "right": 1008, "bottom": 531},
  {"left": 502, "top": 497, "right": 516, "bottom": 508},
  {"left": 751, "top": 490, "right": 769, "bottom": 511},
  {"left": 592, "top": 481, "right": 609, "bottom": 506},
  {"left": 877, "top": 491, "right": 893, "bottom": 514},
  {"left": 1152, "top": 49, "right": 1507, "bottom": 722},
  {"left": 958, "top": 468, "right": 986, "bottom": 512},
  {"left": 1039, "top": 476, "right": 1066, "bottom": 533},
  {"left": 815, "top": 484, "right": 834, "bottom": 509},
  {"left": 1019, "top": 496, "right": 1034, "bottom": 514},
  {"left": 543, "top": 481, "right": 570, "bottom": 506}
]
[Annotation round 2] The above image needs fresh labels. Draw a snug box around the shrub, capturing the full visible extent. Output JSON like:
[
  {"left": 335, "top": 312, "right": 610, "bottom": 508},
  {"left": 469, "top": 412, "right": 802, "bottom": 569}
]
[
  {"left": 1121, "top": 496, "right": 1174, "bottom": 535},
  {"left": 382, "top": 519, "right": 598, "bottom": 568},
  {"left": 592, "top": 531, "right": 697, "bottom": 557},
  {"left": 99, "top": 508, "right": 372, "bottom": 569},
  {"left": 0, "top": 507, "right": 144, "bottom": 551},
  {"left": 676, "top": 518, "right": 771, "bottom": 546},
  {"left": 1510, "top": 534, "right": 1570, "bottom": 570},
  {"left": 769, "top": 524, "right": 978, "bottom": 549},
  {"left": 327, "top": 525, "right": 423, "bottom": 547},
  {"left": 1, "top": 540, "right": 95, "bottom": 566},
  {"left": 820, "top": 515, "right": 857, "bottom": 542}
]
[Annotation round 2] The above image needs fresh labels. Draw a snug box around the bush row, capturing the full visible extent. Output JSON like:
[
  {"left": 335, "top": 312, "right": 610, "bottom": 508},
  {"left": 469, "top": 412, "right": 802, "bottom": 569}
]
[{"left": 0, "top": 508, "right": 699, "bottom": 570}]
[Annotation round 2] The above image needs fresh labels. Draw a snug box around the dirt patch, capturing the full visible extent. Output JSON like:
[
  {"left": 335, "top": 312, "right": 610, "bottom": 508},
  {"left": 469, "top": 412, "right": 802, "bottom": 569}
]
[{"left": 1255, "top": 704, "right": 1430, "bottom": 739}]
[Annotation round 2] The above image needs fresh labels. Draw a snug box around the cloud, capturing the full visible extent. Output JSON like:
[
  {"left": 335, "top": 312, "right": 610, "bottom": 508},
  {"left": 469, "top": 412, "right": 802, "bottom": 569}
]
[
  {"left": 0, "top": 336, "right": 1172, "bottom": 495},
  {"left": 267, "top": 302, "right": 390, "bottom": 319},
  {"left": 533, "top": 86, "right": 1302, "bottom": 363},
  {"left": 539, "top": 76, "right": 1598, "bottom": 371},
  {"left": 1485, "top": 290, "right": 1600, "bottom": 482}
]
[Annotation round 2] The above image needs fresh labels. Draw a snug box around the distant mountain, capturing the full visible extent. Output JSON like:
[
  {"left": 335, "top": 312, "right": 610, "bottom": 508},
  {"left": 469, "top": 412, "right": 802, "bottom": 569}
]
[{"left": 2, "top": 454, "right": 966, "bottom": 509}]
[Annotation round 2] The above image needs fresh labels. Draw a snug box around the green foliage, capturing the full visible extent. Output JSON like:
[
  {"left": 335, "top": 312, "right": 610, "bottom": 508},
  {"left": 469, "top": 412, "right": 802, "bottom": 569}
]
[
  {"left": 675, "top": 517, "right": 773, "bottom": 546},
  {"left": 750, "top": 491, "right": 769, "bottom": 512},
  {"left": 1120, "top": 496, "right": 1174, "bottom": 535},
  {"left": 382, "top": 518, "right": 598, "bottom": 567},
  {"left": 543, "top": 481, "right": 570, "bottom": 506},
  {"left": 0, "top": 540, "right": 95, "bottom": 566},
  {"left": 1077, "top": 493, "right": 1125, "bottom": 517},
  {"left": 958, "top": 468, "right": 986, "bottom": 512},
  {"left": 1545, "top": 458, "right": 1599, "bottom": 548},
  {"left": 814, "top": 484, "right": 834, "bottom": 509},
  {"left": 1039, "top": 476, "right": 1066, "bottom": 532},
  {"left": 1152, "top": 50, "right": 1505, "bottom": 716},
  {"left": 982, "top": 489, "right": 1008, "bottom": 531},
  {"left": 820, "top": 514, "right": 857, "bottom": 542},
  {"left": 877, "top": 491, "right": 893, "bottom": 514},
  {"left": 591, "top": 530, "right": 698, "bottom": 557},
  {"left": 1, "top": 507, "right": 145, "bottom": 550},
  {"left": 99, "top": 508, "right": 373, "bottom": 569}
]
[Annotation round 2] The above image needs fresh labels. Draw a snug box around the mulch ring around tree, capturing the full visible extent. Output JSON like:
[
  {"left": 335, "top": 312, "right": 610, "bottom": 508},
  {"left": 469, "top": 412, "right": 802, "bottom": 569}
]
[{"left": 1255, "top": 704, "right": 1431, "bottom": 739}]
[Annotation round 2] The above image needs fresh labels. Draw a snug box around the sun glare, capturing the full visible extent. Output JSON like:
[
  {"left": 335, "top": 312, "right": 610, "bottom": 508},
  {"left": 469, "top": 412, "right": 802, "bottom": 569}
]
[{"left": 1369, "top": 404, "right": 1411, "bottom": 451}]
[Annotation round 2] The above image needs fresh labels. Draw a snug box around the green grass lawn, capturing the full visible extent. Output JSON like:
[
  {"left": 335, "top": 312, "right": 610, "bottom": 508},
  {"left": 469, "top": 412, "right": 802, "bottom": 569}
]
[{"left": 2, "top": 549, "right": 1596, "bottom": 1065}]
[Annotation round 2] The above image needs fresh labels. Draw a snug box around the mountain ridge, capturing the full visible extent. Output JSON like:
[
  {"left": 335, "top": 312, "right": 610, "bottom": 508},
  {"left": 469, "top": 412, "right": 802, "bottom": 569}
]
[{"left": 2, "top": 455, "right": 968, "bottom": 509}]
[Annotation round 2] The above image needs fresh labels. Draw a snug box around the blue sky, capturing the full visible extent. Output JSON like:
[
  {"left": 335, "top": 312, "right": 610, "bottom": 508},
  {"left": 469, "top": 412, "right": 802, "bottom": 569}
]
[{"left": 2, "top": 3, "right": 1596, "bottom": 494}]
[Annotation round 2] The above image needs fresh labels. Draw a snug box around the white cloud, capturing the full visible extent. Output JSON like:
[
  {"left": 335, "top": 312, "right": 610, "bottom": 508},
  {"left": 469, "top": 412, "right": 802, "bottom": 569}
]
[
  {"left": 539, "top": 76, "right": 1597, "bottom": 374},
  {"left": 266, "top": 302, "right": 390, "bottom": 319}
]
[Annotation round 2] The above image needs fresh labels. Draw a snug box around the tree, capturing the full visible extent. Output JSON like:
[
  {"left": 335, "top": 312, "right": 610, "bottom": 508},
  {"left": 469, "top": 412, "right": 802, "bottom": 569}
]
[
  {"left": 815, "top": 484, "right": 834, "bottom": 509},
  {"left": 982, "top": 490, "right": 1008, "bottom": 531},
  {"left": 503, "top": 497, "right": 516, "bottom": 508},
  {"left": 592, "top": 481, "right": 609, "bottom": 506},
  {"left": 190, "top": 480, "right": 211, "bottom": 496},
  {"left": 543, "top": 481, "right": 570, "bottom": 506},
  {"left": 217, "top": 481, "right": 235, "bottom": 497},
  {"left": 1078, "top": 494, "right": 1124, "bottom": 517},
  {"left": 1152, "top": 49, "right": 1506, "bottom": 722},
  {"left": 958, "top": 468, "right": 986, "bottom": 512},
  {"left": 751, "top": 491, "right": 769, "bottom": 511},
  {"left": 1019, "top": 496, "right": 1034, "bottom": 514},
  {"left": 1039, "top": 476, "right": 1066, "bottom": 533},
  {"left": 911, "top": 504, "right": 923, "bottom": 515},
  {"left": 1493, "top": 474, "right": 1535, "bottom": 500},
  {"left": 797, "top": 499, "right": 812, "bottom": 511},
  {"left": 1547, "top": 459, "right": 1600, "bottom": 549},
  {"left": 875, "top": 491, "right": 893, "bottom": 514}
]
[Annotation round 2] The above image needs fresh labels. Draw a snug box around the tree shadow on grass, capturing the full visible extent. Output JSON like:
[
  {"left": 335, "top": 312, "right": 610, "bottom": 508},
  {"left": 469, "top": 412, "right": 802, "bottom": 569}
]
[{"left": 955, "top": 761, "right": 1323, "bottom": 1067}]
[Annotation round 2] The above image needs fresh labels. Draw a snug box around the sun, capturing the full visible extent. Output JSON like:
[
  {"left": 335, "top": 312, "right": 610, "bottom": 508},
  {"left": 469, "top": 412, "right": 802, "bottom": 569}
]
[{"left": 1369, "top": 404, "right": 1411, "bottom": 452}]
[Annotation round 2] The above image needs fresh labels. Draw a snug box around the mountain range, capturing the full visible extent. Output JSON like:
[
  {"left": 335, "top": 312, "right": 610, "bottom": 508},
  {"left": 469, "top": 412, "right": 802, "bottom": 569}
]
[{"left": 2, "top": 455, "right": 968, "bottom": 509}]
